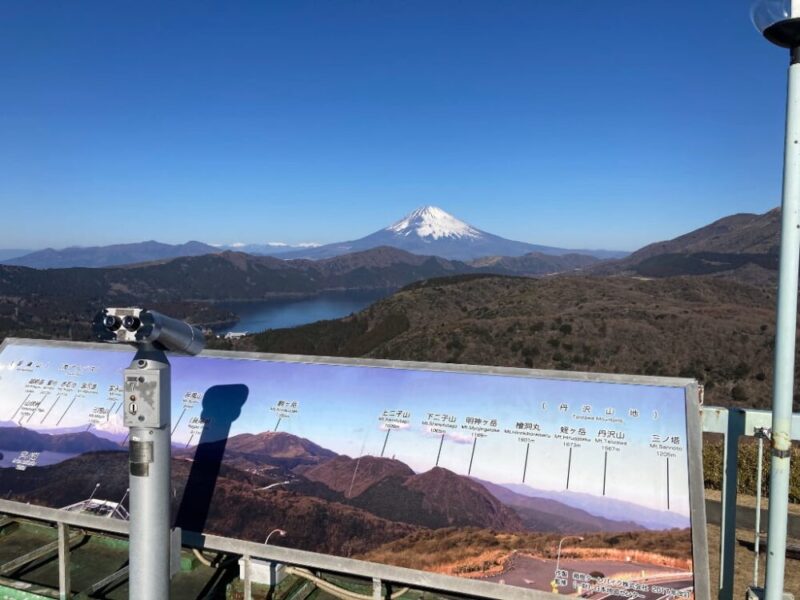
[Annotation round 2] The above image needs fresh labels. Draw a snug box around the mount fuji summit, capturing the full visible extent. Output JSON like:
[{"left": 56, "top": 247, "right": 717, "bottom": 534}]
[{"left": 277, "top": 206, "right": 624, "bottom": 261}]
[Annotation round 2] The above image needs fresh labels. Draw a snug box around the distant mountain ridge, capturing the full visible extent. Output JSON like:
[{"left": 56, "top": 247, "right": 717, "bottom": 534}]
[
  {"left": 501, "top": 483, "right": 690, "bottom": 530},
  {"left": 179, "top": 432, "right": 650, "bottom": 533},
  {"left": 5, "top": 240, "right": 221, "bottom": 269},
  {"left": 629, "top": 209, "right": 780, "bottom": 259},
  {"left": 595, "top": 208, "right": 781, "bottom": 281},
  {"left": 0, "top": 425, "right": 122, "bottom": 453},
  {"left": 305, "top": 456, "right": 519, "bottom": 530},
  {"left": 301, "top": 453, "right": 645, "bottom": 533},
  {"left": 474, "top": 479, "right": 646, "bottom": 532},
  {"left": 2, "top": 206, "right": 624, "bottom": 268},
  {"left": 0, "top": 247, "right": 469, "bottom": 303},
  {"left": 276, "top": 206, "right": 626, "bottom": 261},
  {"left": 5, "top": 206, "right": 779, "bottom": 271},
  {"left": 184, "top": 440, "right": 524, "bottom": 530},
  {"left": 0, "top": 246, "right": 603, "bottom": 307},
  {"left": 470, "top": 252, "right": 599, "bottom": 274}
]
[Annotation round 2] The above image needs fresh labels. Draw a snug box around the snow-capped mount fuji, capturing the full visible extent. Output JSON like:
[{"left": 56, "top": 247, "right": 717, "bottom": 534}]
[
  {"left": 387, "top": 206, "right": 482, "bottom": 241},
  {"left": 276, "top": 206, "right": 625, "bottom": 261}
]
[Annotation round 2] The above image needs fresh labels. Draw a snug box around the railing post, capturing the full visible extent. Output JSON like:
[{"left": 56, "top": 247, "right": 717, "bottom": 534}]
[
  {"left": 243, "top": 553, "right": 252, "bottom": 600},
  {"left": 719, "top": 409, "right": 744, "bottom": 599},
  {"left": 753, "top": 429, "right": 767, "bottom": 587},
  {"left": 57, "top": 522, "right": 71, "bottom": 600}
]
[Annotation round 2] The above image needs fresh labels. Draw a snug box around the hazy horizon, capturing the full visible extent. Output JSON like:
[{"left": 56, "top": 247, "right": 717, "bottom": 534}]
[{"left": 0, "top": 202, "right": 779, "bottom": 256}]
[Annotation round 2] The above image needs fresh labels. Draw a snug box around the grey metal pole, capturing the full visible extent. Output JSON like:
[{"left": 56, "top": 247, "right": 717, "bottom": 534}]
[
  {"left": 126, "top": 346, "right": 172, "bottom": 599},
  {"left": 554, "top": 535, "right": 581, "bottom": 577},
  {"left": 57, "top": 522, "right": 71, "bottom": 600},
  {"left": 754, "top": 433, "right": 765, "bottom": 587},
  {"left": 764, "top": 45, "right": 800, "bottom": 600},
  {"left": 243, "top": 554, "right": 252, "bottom": 600}
]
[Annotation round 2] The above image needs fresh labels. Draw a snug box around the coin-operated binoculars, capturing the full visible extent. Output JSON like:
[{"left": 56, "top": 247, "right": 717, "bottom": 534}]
[{"left": 93, "top": 308, "right": 205, "bottom": 599}]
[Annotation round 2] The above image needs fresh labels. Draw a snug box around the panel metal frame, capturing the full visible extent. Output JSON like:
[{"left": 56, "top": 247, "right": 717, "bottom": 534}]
[{"left": 0, "top": 337, "right": 711, "bottom": 599}]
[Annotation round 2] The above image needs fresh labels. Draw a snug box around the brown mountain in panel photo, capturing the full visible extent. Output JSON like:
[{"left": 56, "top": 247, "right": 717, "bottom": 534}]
[
  {"left": 304, "top": 454, "right": 415, "bottom": 497},
  {"left": 175, "top": 431, "right": 337, "bottom": 474}
]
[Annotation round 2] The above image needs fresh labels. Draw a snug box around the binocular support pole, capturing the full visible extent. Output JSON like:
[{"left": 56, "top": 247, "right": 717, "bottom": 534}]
[{"left": 125, "top": 344, "right": 172, "bottom": 599}]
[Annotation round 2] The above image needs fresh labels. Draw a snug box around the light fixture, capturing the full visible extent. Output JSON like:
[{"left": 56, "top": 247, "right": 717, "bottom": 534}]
[{"left": 752, "top": 0, "right": 800, "bottom": 46}]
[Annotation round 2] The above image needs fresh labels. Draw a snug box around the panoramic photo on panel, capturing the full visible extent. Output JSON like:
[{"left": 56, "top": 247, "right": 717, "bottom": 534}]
[{"left": 0, "top": 341, "right": 696, "bottom": 597}]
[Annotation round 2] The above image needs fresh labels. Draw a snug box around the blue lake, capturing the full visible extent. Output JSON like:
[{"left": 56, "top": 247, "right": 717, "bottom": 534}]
[{"left": 215, "top": 290, "right": 392, "bottom": 335}]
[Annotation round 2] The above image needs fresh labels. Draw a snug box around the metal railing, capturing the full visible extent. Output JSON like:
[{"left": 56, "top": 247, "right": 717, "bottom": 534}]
[
  {"left": 701, "top": 407, "right": 800, "bottom": 599},
  {"left": 0, "top": 500, "right": 550, "bottom": 600},
  {"left": 0, "top": 405, "right": 795, "bottom": 600}
]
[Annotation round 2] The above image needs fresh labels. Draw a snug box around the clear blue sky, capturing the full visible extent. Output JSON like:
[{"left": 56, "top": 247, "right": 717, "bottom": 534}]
[{"left": 0, "top": 1, "right": 788, "bottom": 251}]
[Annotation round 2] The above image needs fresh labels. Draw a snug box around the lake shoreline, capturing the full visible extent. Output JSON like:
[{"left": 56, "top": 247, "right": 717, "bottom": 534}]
[
  {"left": 207, "top": 288, "right": 395, "bottom": 335},
  {"left": 204, "top": 286, "right": 397, "bottom": 305}
]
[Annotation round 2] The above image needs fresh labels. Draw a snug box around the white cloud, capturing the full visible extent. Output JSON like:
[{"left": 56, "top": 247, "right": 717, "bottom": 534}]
[{"left": 95, "top": 413, "right": 128, "bottom": 435}]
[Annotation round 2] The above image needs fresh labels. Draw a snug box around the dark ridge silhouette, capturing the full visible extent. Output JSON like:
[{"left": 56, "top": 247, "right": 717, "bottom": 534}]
[{"left": 0, "top": 426, "right": 122, "bottom": 453}]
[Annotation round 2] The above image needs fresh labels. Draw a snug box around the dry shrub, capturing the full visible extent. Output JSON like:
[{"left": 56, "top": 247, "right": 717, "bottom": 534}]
[{"left": 564, "top": 547, "right": 692, "bottom": 570}]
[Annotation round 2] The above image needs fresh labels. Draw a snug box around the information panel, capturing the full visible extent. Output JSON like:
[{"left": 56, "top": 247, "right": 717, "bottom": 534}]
[{"left": 0, "top": 339, "right": 706, "bottom": 598}]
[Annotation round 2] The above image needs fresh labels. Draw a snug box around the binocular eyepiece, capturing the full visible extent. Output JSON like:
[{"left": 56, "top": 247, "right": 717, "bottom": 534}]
[
  {"left": 93, "top": 308, "right": 205, "bottom": 356},
  {"left": 101, "top": 314, "right": 142, "bottom": 330}
]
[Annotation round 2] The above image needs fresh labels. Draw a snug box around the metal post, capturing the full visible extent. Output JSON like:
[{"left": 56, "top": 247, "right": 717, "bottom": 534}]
[
  {"left": 243, "top": 554, "right": 252, "bottom": 600},
  {"left": 57, "top": 522, "right": 70, "bottom": 600},
  {"left": 554, "top": 535, "right": 582, "bottom": 579},
  {"left": 754, "top": 433, "right": 765, "bottom": 587},
  {"left": 126, "top": 346, "right": 172, "bottom": 600},
  {"left": 719, "top": 410, "right": 744, "bottom": 599},
  {"left": 764, "top": 43, "right": 800, "bottom": 600}
]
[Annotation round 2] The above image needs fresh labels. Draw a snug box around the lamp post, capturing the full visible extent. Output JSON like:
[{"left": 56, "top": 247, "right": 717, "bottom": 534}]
[
  {"left": 86, "top": 483, "right": 100, "bottom": 503},
  {"left": 112, "top": 487, "right": 129, "bottom": 519},
  {"left": 751, "top": 2, "right": 800, "bottom": 599},
  {"left": 552, "top": 535, "right": 583, "bottom": 593},
  {"left": 265, "top": 529, "right": 287, "bottom": 545}
]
